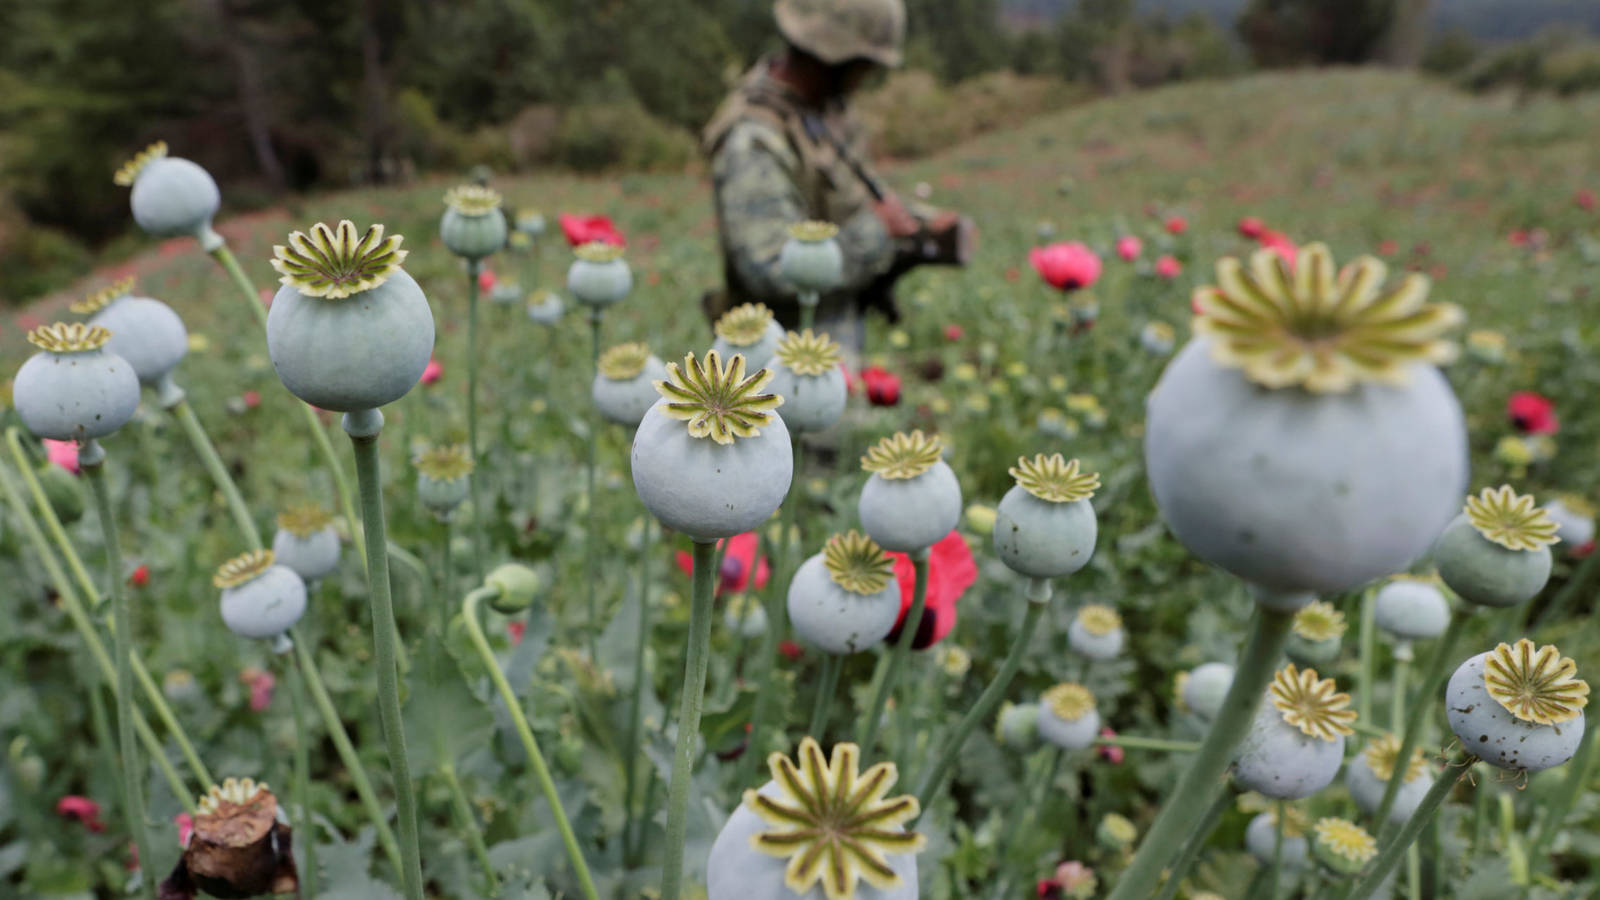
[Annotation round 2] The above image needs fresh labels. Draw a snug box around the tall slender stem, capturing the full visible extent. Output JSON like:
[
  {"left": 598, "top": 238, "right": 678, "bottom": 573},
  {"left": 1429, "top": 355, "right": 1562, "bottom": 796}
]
[
  {"left": 1106, "top": 604, "right": 1295, "bottom": 900},
  {"left": 739, "top": 437, "right": 803, "bottom": 786},
  {"left": 809, "top": 654, "right": 844, "bottom": 740},
  {"left": 292, "top": 637, "right": 403, "bottom": 874},
  {"left": 623, "top": 514, "right": 655, "bottom": 865},
  {"left": 1391, "top": 656, "right": 1409, "bottom": 734},
  {"left": 1357, "top": 589, "right": 1376, "bottom": 733},
  {"left": 1270, "top": 799, "right": 1285, "bottom": 899},
  {"left": 1348, "top": 758, "right": 1474, "bottom": 900},
  {"left": 860, "top": 551, "right": 930, "bottom": 753},
  {"left": 661, "top": 540, "right": 717, "bottom": 900},
  {"left": 287, "top": 653, "right": 317, "bottom": 900},
  {"left": 1151, "top": 788, "right": 1233, "bottom": 900},
  {"left": 1093, "top": 735, "right": 1202, "bottom": 752},
  {"left": 440, "top": 762, "right": 498, "bottom": 896},
  {"left": 798, "top": 295, "right": 817, "bottom": 332},
  {"left": 345, "top": 412, "right": 424, "bottom": 900},
  {"left": 467, "top": 260, "right": 486, "bottom": 582},
  {"left": 1373, "top": 614, "right": 1467, "bottom": 832},
  {"left": 208, "top": 243, "right": 364, "bottom": 565},
  {"left": 462, "top": 589, "right": 598, "bottom": 900},
  {"left": 585, "top": 309, "right": 602, "bottom": 658},
  {"left": 917, "top": 579, "right": 1050, "bottom": 804},
  {"left": 171, "top": 397, "right": 261, "bottom": 550},
  {"left": 84, "top": 451, "right": 157, "bottom": 900}
]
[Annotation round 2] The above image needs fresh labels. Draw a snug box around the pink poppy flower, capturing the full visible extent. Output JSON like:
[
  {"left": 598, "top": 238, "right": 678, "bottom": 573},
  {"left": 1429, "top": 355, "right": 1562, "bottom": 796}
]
[
  {"left": 943, "top": 324, "right": 964, "bottom": 341},
  {"left": 507, "top": 621, "right": 526, "bottom": 646},
  {"left": 420, "top": 358, "right": 443, "bottom": 385},
  {"left": 43, "top": 439, "right": 79, "bottom": 474},
  {"left": 1237, "top": 217, "right": 1265, "bottom": 239},
  {"left": 242, "top": 391, "right": 261, "bottom": 409},
  {"left": 175, "top": 812, "right": 194, "bottom": 847},
  {"left": 1258, "top": 230, "right": 1297, "bottom": 265},
  {"left": 57, "top": 795, "right": 106, "bottom": 832},
  {"left": 1577, "top": 189, "right": 1597, "bottom": 212},
  {"left": 557, "top": 214, "right": 625, "bottom": 248},
  {"left": 675, "top": 532, "right": 770, "bottom": 596},
  {"left": 1029, "top": 242, "right": 1101, "bottom": 291},
  {"left": 1508, "top": 391, "right": 1558, "bottom": 435},
  {"left": 1115, "top": 235, "right": 1143, "bottom": 262},
  {"left": 1097, "top": 727, "right": 1124, "bottom": 764},
  {"left": 1154, "top": 255, "right": 1182, "bottom": 279},
  {"left": 1164, "top": 215, "right": 1188, "bottom": 235},
  {"left": 478, "top": 267, "right": 497, "bottom": 293},
  {"left": 1378, "top": 240, "right": 1399, "bottom": 257}
]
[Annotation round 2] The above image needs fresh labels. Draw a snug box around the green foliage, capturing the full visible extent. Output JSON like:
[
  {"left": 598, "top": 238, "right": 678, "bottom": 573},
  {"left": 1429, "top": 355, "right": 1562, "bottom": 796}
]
[
  {"left": 1457, "top": 30, "right": 1600, "bottom": 98},
  {"left": 857, "top": 70, "right": 1087, "bottom": 159}
]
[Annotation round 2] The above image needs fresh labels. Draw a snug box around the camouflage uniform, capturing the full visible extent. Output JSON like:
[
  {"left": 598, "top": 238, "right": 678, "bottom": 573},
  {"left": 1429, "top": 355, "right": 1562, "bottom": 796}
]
[{"left": 702, "top": 58, "right": 896, "bottom": 338}]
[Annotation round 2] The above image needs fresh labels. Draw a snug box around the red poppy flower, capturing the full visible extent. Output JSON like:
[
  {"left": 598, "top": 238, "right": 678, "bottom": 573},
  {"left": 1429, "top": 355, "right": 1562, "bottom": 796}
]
[
  {"left": 1164, "top": 215, "right": 1188, "bottom": 235},
  {"left": 1508, "top": 230, "right": 1529, "bottom": 248},
  {"left": 1097, "top": 727, "right": 1123, "bottom": 764},
  {"left": 1377, "top": 240, "right": 1399, "bottom": 257},
  {"left": 1037, "top": 881, "right": 1061, "bottom": 900},
  {"left": 675, "top": 532, "right": 770, "bottom": 596},
  {"left": 557, "top": 214, "right": 625, "bottom": 248},
  {"left": 1029, "top": 242, "right": 1101, "bottom": 291},
  {"left": 477, "top": 267, "right": 497, "bottom": 293},
  {"left": 943, "top": 324, "right": 964, "bottom": 341},
  {"left": 1154, "top": 255, "right": 1182, "bottom": 280},
  {"left": 243, "top": 391, "right": 261, "bottom": 409},
  {"left": 248, "top": 670, "right": 275, "bottom": 712},
  {"left": 859, "top": 366, "right": 901, "bottom": 407},
  {"left": 1258, "top": 230, "right": 1297, "bottom": 266},
  {"left": 1508, "top": 391, "right": 1558, "bottom": 435},
  {"left": 1237, "top": 217, "right": 1265, "bottom": 239},
  {"left": 175, "top": 812, "right": 194, "bottom": 847},
  {"left": 420, "top": 358, "right": 443, "bottom": 385},
  {"left": 1577, "top": 189, "right": 1597, "bottom": 212},
  {"left": 1115, "top": 235, "right": 1142, "bottom": 262},
  {"left": 885, "top": 531, "right": 977, "bottom": 650},
  {"left": 778, "top": 640, "right": 804, "bottom": 661},
  {"left": 57, "top": 796, "right": 106, "bottom": 832},
  {"left": 507, "top": 621, "right": 526, "bottom": 646},
  {"left": 129, "top": 565, "right": 150, "bottom": 588}
]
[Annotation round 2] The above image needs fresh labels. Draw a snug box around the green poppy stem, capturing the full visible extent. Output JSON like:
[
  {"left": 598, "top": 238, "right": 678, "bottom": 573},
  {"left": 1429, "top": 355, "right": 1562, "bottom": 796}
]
[
  {"left": 798, "top": 295, "right": 816, "bottom": 331},
  {"left": 917, "top": 578, "right": 1050, "bottom": 805},
  {"left": 1372, "top": 614, "right": 1468, "bottom": 834},
  {"left": 83, "top": 448, "right": 157, "bottom": 900},
  {"left": 1391, "top": 654, "right": 1409, "bottom": 734},
  {"left": 440, "top": 762, "right": 498, "bottom": 896},
  {"left": 1347, "top": 757, "right": 1475, "bottom": 900},
  {"left": 461, "top": 588, "right": 599, "bottom": 900},
  {"left": 809, "top": 654, "right": 844, "bottom": 741},
  {"left": 1357, "top": 589, "right": 1376, "bottom": 732},
  {"left": 466, "top": 260, "right": 486, "bottom": 582},
  {"left": 1270, "top": 799, "right": 1286, "bottom": 898},
  {"left": 1150, "top": 788, "right": 1233, "bottom": 900},
  {"left": 1106, "top": 603, "right": 1295, "bottom": 900},
  {"left": 291, "top": 636, "right": 404, "bottom": 874},
  {"left": 622, "top": 514, "right": 655, "bottom": 866},
  {"left": 860, "top": 549, "right": 931, "bottom": 753},
  {"left": 209, "top": 242, "right": 364, "bottom": 566},
  {"left": 286, "top": 651, "right": 318, "bottom": 900},
  {"left": 345, "top": 411, "right": 424, "bottom": 900},
  {"left": 661, "top": 539, "right": 717, "bottom": 900},
  {"left": 1094, "top": 735, "right": 1203, "bottom": 753},
  {"left": 171, "top": 396, "right": 261, "bottom": 550},
  {"left": 585, "top": 308, "right": 603, "bottom": 659},
  {"left": 739, "top": 436, "right": 803, "bottom": 786}
]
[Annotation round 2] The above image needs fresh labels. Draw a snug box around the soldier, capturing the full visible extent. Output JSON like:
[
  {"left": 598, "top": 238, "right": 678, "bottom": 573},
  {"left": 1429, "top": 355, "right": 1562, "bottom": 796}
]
[{"left": 702, "top": 0, "right": 973, "bottom": 350}]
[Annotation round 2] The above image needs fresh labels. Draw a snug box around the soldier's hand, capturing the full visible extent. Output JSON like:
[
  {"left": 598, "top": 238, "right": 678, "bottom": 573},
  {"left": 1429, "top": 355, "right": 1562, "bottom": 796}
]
[{"left": 874, "top": 194, "right": 921, "bottom": 239}]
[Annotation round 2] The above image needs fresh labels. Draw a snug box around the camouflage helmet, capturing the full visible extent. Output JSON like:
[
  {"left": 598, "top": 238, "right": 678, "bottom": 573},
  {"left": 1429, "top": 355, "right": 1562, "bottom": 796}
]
[{"left": 775, "top": 0, "right": 906, "bottom": 68}]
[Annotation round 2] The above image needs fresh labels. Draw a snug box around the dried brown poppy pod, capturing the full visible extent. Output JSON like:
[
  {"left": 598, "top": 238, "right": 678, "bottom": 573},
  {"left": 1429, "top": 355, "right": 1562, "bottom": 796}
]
[{"left": 159, "top": 777, "right": 297, "bottom": 900}]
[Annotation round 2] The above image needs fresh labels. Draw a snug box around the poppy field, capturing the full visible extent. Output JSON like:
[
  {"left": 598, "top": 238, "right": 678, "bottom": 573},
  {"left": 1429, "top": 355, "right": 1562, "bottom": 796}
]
[{"left": 4, "top": 69, "right": 1600, "bottom": 900}]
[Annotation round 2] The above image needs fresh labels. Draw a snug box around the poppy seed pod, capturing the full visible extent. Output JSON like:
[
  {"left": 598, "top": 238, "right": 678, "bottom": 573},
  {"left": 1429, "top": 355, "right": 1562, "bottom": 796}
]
[
  {"left": 1145, "top": 244, "right": 1467, "bottom": 597},
  {"left": 858, "top": 431, "right": 962, "bottom": 553},
  {"left": 993, "top": 453, "right": 1099, "bottom": 578},
  {"left": 271, "top": 505, "right": 341, "bottom": 584},
  {"left": 490, "top": 280, "right": 522, "bottom": 305},
  {"left": 1182, "top": 662, "right": 1235, "bottom": 721},
  {"left": 1037, "top": 683, "right": 1100, "bottom": 750},
  {"left": 73, "top": 277, "right": 188, "bottom": 399},
  {"left": 1373, "top": 576, "right": 1451, "bottom": 644},
  {"left": 724, "top": 594, "right": 768, "bottom": 638},
  {"left": 592, "top": 342, "right": 669, "bottom": 428},
  {"left": 632, "top": 351, "right": 792, "bottom": 542},
  {"left": 1434, "top": 486, "right": 1556, "bottom": 608},
  {"left": 567, "top": 242, "right": 632, "bottom": 308},
  {"left": 440, "top": 185, "right": 508, "bottom": 260},
  {"left": 114, "top": 142, "right": 222, "bottom": 247},
  {"left": 712, "top": 303, "right": 786, "bottom": 370},
  {"left": 779, "top": 221, "right": 845, "bottom": 297},
  {"left": 1067, "top": 604, "right": 1124, "bottom": 660},
  {"left": 1245, "top": 811, "right": 1309, "bottom": 870},
  {"left": 995, "top": 701, "right": 1039, "bottom": 750},
  {"left": 707, "top": 739, "right": 924, "bottom": 900},
  {"left": 215, "top": 550, "right": 307, "bottom": 644},
  {"left": 13, "top": 323, "right": 140, "bottom": 443},
  {"left": 266, "top": 221, "right": 434, "bottom": 413},
  {"left": 1345, "top": 734, "right": 1430, "bottom": 824},
  {"left": 414, "top": 444, "right": 473, "bottom": 521},
  {"left": 1233, "top": 665, "right": 1354, "bottom": 799},
  {"left": 527, "top": 289, "right": 565, "bottom": 325},
  {"left": 764, "top": 330, "right": 848, "bottom": 433},
  {"left": 1446, "top": 640, "right": 1588, "bottom": 772},
  {"left": 788, "top": 531, "right": 902, "bottom": 655},
  {"left": 515, "top": 211, "right": 546, "bottom": 236},
  {"left": 1312, "top": 818, "right": 1378, "bottom": 876},
  {"left": 158, "top": 778, "right": 297, "bottom": 900},
  {"left": 1543, "top": 495, "right": 1596, "bottom": 550},
  {"left": 1286, "top": 600, "right": 1346, "bottom": 668}
]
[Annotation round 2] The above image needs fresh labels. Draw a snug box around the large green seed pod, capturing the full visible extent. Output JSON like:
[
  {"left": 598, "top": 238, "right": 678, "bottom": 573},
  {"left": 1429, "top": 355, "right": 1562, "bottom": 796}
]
[
  {"left": 271, "top": 505, "right": 341, "bottom": 583},
  {"left": 1245, "top": 812, "right": 1308, "bottom": 870},
  {"left": 75, "top": 277, "right": 188, "bottom": 394},
  {"left": 1446, "top": 640, "right": 1588, "bottom": 773},
  {"left": 414, "top": 445, "right": 473, "bottom": 521},
  {"left": 266, "top": 220, "right": 434, "bottom": 412},
  {"left": 1145, "top": 244, "right": 1467, "bottom": 597},
  {"left": 13, "top": 324, "right": 140, "bottom": 443},
  {"left": 567, "top": 243, "right": 632, "bottom": 308},
  {"left": 858, "top": 431, "right": 962, "bottom": 553},
  {"left": 1067, "top": 604, "right": 1124, "bottom": 660},
  {"left": 115, "top": 142, "right": 222, "bottom": 246},
  {"left": 787, "top": 532, "right": 901, "bottom": 655},
  {"left": 764, "top": 330, "right": 847, "bottom": 434},
  {"left": 1344, "top": 734, "right": 1430, "bottom": 825},
  {"left": 1037, "top": 683, "right": 1100, "bottom": 750},
  {"left": 215, "top": 550, "right": 308, "bottom": 642},
  {"left": 779, "top": 221, "right": 845, "bottom": 297},
  {"left": 1433, "top": 486, "right": 1556, "bottom": 608},
  {"left": 1373, "top": 576, "right": 1451, "bottom": 642},
  {"left": 1182, "top": 662, "right": 1235, "bottom": 722},
  {"left": 592, "top": 342, "right": 669, "bottom": 428},
  {"left": 439, "top": 186, "right": 508, "bottom": 260},
  {"left": 1233, "top": 665, "right": 1353, "bottom": 799},
  {"left": 631, "top": 351, "right": 791, "bottom": 542},
  {"left": 993, "top": 453, "right": 1098, "bottom": 579},
  {"left": 712, "top": 303, "right": 786, "bottom": 371}
]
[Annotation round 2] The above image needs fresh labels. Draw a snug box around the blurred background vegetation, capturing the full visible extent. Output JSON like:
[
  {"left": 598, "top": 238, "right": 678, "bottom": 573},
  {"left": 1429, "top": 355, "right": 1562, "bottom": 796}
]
[{"left": 1, "top": 0, "right": 1598, "bottom": 303}]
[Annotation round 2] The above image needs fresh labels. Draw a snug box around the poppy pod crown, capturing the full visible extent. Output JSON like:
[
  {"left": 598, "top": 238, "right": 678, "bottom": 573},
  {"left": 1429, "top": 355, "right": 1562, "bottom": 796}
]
[
  {"left": 1292, "top": 600, "right": 1346, "bottom": 642},
  {"left": 1009, "top": 453, "right": 1098, "bottom": 503},
  {"left": 599, "top": 342, "right": 652, "bottom": 380},
  {"left": 414, "top": 444, "right": 474, "bottom": 480},
  {"left": 715, "top": 303, "right": 777, "bottom": 347},
  {"left": 743, "top": 738, "right": 925, "bottom": 900},
  {"left": 198, "top": 777, "right": 272, "bottom": 819},
  {"left": 214, "top": 550, "right": 276, "bottom": 589},
  {"left": 789, "top": 220, "right": 839, "bottom": 243},
  {"left": 1268, "top": 664, "right": 1356, "bottom": 742},
  {"left": 574, "top": 241, "right": 625, "bottom": 263},
  {"left": 1314, "top": 818, "right": 1376, "bottom": 865},
  {"left": 113, "top": 141, "right": 168, "bottom": 186},
  {"left": 70, "top": 276, "right": 136, "bottom": 315},
  {"left": 1075, "top": 604, "right": 1121, "bottom": 636},
  {"left": 1362, "top": 733, "right": 1425, "bottom": 783},
  {"left": 1042, "top": 683, "right": 1095, "bottom": 722},
  {"left": 824, "top": 531, "right": 895, "bottom": 595},
  {"left": 1466, "top": 486, "right": 1559, "bottom": 552},
  {"left": 653, "top": 350, "right": 783, "bottom": 446},
  {"left": 276, "top": 504, "right": 333, "bottom": 539},
  {"left": 271, "top": 220, "right": 407, "bottom": 301},
  {"left": 28, "top": 323, "right": 112, "bottom": 354},
  {"left": 1482, "top": 639, "right": 1588, "bottom": 726},
  {"left": 444, "top": 185, "right": 502, "bottom": 216},
  {"left": 774, "top": 329, "right": 842, "bottom": 377},
  {"left": 1192, "top": 242, "right": 1463, "bottom": 393},
  {"left": 862, "top": 431, "right": 944, "bottom": 480}
]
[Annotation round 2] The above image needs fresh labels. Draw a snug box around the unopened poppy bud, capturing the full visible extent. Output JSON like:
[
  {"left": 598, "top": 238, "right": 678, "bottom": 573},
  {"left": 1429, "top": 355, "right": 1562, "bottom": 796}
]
[{"left": 486, "top": 563, "right": 540, "bottom": 614}]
